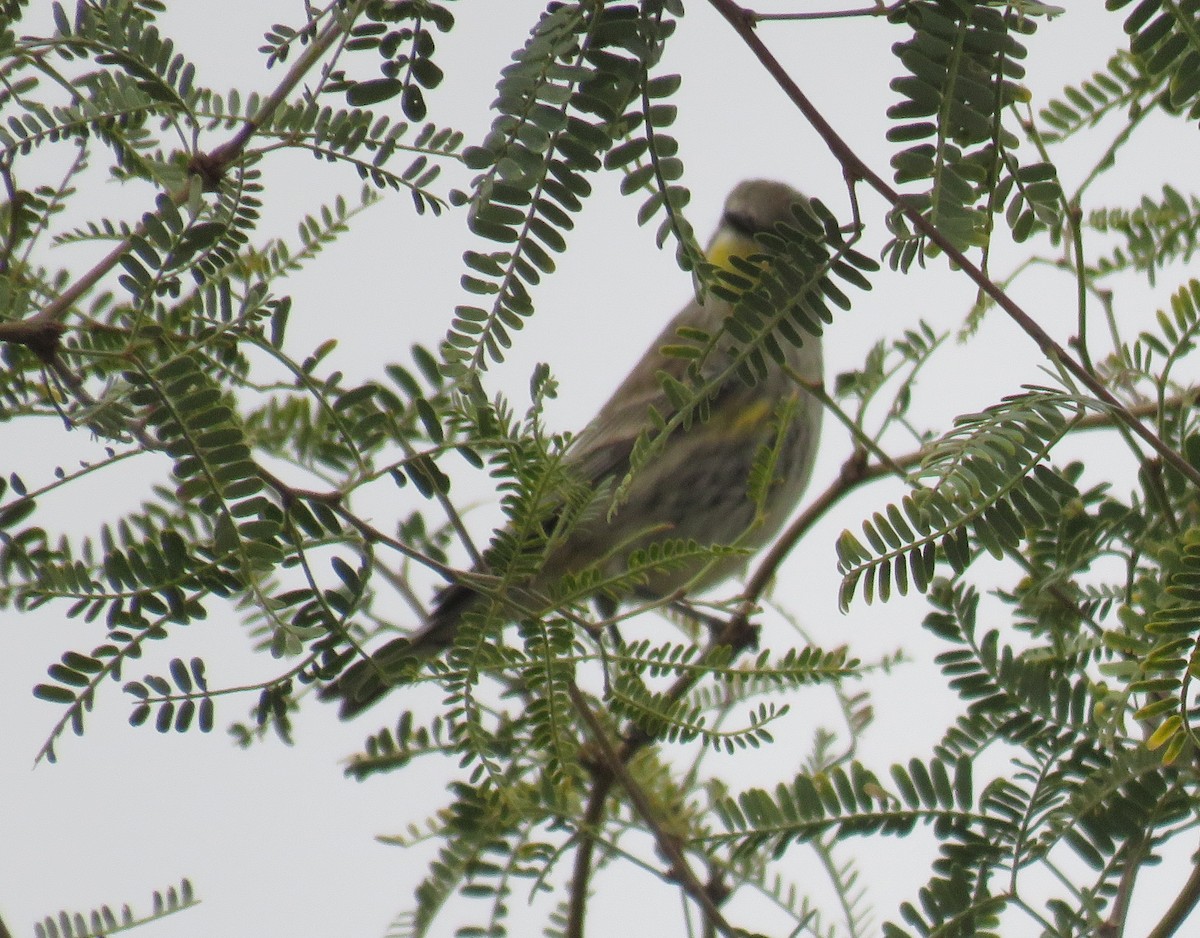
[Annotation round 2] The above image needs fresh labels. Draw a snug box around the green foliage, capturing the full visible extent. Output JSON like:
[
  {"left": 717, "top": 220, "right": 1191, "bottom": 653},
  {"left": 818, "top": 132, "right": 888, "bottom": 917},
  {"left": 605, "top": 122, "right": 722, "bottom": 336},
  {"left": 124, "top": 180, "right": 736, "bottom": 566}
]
[
  {"left": 33, "top": 878, "right": 197, "bottom": 938},
  {"left": 885, "top": 0, "right": 1047, "bottom": 266},
  {"left": 837, "top": 390, "right": 1083, "bottom": 607},
  {"left": 1037, "top": 52, "right": 1158, "bottom": 143},
  {"left": 343, "top": 709, "right": 454, "bottom": 780},
  {"left": 607, "top": 642, "right": 855, "bottom": 750},
  {"left": 449, "top": 0, "right": 690, "bottom": 372},
  {"left": 1109, "top": 0, "right": 1200, "bottom": 116},
  {"left": 0, "top": 0, "right": 462, "bottom": 774},
  {"left": 1088, "top": 187, "right": 1200, "bottom": 285},
  {"left": 7, "top": 3, "right": 1200, "bottom": 938},
  {"left": 124, "top": 656, "right": 213, "bottom": 733},
  {"left": 336, "top": 0, "right": 455, "bottom": 121},
  {"left": 709, "top": 575, "right": 1198, "bottom": 937}
]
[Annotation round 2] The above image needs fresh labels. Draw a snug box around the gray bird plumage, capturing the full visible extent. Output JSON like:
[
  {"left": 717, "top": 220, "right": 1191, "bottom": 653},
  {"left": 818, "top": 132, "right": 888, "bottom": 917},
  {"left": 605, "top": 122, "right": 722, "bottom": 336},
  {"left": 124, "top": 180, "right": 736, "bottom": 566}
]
[{"left": 321, "top": 179, "right": 824, "bottom": 718}]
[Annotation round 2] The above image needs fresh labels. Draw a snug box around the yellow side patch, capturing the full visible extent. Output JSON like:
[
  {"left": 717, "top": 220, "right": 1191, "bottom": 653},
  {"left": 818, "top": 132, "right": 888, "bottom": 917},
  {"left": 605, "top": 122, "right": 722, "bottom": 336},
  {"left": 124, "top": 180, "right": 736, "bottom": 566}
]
[{"left": 729, "top": 397, "right": 773, "bottom": 434}]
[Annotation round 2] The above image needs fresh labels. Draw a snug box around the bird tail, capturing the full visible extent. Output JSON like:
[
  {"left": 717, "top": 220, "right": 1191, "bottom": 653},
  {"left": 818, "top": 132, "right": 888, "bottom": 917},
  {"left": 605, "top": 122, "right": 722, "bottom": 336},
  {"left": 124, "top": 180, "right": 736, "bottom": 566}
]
[{"left": 319, "top": 583, "right": 475, "bottom": 719}]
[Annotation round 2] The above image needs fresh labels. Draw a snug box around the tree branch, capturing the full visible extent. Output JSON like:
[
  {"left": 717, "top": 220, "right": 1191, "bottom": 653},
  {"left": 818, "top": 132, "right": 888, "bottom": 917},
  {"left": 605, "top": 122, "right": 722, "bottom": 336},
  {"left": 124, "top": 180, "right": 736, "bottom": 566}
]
[
  {"left": 708, "top": 0, "right": 1200, "bottom": 492},
  {"left": 565, "top": 765, "right": 611, "bottom": 938},
  {"left": 1145, "top": 847, "right": 1200, "bottom": 938},
  {"left": 1096, "top": 835, "right": 1147, "bottom": 938},
  {"left": 567, "top": 681, "right": 740, "bottom": 938},
  {"left": 562, "top": 385, "right": 1197, "bottom": 938},
  {"left": 11, "top": 1, "right": 361, "bottom": 337},
  {"left": 750, "top": 1, "right": 906, "bottom": 23}
]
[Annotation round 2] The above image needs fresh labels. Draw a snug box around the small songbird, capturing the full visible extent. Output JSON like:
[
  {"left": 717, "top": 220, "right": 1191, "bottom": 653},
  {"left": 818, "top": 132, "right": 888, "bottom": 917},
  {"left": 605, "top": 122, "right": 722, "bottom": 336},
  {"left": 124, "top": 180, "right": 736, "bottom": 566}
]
[{"left": 322, "top": 179, "right": 825, "bottom": 718}]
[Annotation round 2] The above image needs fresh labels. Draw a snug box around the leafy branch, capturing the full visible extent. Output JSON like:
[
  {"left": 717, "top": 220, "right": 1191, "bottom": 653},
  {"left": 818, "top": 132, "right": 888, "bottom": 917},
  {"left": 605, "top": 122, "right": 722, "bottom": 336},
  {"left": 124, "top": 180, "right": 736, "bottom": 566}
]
[{"left": 709, "top": 0, "right": 1200, "bottom": 493}]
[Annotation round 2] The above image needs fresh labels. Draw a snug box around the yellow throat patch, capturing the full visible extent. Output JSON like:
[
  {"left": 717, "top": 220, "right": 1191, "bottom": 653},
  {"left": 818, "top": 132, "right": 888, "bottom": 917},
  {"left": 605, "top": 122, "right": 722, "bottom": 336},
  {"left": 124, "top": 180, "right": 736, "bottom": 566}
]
[{"left": 705, "top": 229, "right": 764, "bottom": 275}]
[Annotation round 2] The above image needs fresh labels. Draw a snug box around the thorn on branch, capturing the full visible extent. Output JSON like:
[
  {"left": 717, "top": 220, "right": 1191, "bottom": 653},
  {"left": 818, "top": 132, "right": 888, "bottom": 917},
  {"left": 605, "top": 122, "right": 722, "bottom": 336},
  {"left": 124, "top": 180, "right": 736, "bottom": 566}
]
[{"left": 724, "top": 2, "right": 756, "bottom": 30}]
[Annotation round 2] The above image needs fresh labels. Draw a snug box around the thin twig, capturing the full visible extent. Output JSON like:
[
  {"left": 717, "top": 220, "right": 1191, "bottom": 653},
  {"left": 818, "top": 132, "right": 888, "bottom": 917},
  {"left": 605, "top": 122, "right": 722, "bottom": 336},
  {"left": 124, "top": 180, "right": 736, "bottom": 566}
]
[
  {"left": 742, "top": 448, "right": 871, "bottom": 604},
  {"left": 741, "top": 386, "right": 1195, "bottom": 607},
  {"left": 254, "top": 464, "right": 461, "bottom": 583},
  {"left": 566, "top": 767, "right": 613, "bottom": 938},
  {"left": 0, "top": 157, "right": 20, "bottom": 275},
  {"left": 559, "top": 382, "right": 1194, "bottom": 937},
  {"left": 751, "top": 1, "right": 905, "bottom": 22},
  {"left": 567, "top": 681, "right": 740, "bottom": 937},
  {"left": 1096, "top": 835, "right": 1147, "bottom": 938},
  {"left": 564, "top": 597, "right": 765, "bottom": 935}
]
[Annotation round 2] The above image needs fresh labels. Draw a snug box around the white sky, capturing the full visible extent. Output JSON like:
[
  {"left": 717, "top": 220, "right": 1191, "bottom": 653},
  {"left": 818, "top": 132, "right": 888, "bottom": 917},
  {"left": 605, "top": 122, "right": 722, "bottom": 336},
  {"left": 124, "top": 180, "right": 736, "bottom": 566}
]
[{"left": 4, "top": 2, "right": 1199, "bottom": 937}]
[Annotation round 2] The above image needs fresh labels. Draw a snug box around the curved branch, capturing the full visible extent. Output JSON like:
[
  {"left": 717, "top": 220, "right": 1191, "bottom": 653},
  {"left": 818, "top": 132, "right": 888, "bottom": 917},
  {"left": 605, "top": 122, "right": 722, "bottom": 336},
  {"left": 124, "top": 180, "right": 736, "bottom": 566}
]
[
  {"left": 751, "top": 1, "right": 907, "bottom": 23},
  {"left": 566, "top": 768, "right": 612, "bottom": 938},
  {"left": 708, "top": 0, "right": 1200, "bottom": 492}
]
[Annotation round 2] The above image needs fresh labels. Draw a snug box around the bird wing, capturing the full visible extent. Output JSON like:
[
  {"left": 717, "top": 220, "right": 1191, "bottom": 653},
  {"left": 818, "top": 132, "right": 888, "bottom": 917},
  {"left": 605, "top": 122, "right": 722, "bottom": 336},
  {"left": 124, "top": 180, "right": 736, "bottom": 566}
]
[{"left": 565, "top": 294, "right": 731, "bottom": 487}]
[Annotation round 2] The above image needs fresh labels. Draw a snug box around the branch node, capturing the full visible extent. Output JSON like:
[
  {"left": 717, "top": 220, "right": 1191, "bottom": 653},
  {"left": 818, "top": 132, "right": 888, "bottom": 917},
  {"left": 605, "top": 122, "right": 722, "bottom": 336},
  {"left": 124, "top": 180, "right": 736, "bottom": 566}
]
[
  {"left": 188, "top": 148, "right": 233, "bottom": 191},
  {"left": 722, "top": 609, "right": 760, "bottom": 653},
  {"left": 704, "top": 872, "right": 732, "bottom": 908},
  {"left": 578, "top": 740, "right": 616, "bottom": 785},
  {"left": 0, "top": 318, "right": 67, "bottom": 364},
  {"left": 840, "top": 447, "right": 871, "bottom": 486}
]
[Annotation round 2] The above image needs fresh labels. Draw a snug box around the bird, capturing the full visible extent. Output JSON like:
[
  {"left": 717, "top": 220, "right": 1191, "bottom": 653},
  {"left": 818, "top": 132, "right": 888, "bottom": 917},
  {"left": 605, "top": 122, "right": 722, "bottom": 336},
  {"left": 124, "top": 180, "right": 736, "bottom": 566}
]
[{"left": 321, "top": 179, "right": 825, "bottom": 718}]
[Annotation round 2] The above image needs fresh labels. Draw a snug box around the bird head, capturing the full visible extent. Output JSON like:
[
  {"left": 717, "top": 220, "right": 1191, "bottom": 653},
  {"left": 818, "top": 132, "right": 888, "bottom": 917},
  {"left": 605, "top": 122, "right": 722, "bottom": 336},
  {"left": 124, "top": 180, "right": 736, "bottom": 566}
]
[{"left": 704, "top": 179, "right": 812, "bottom": 272}]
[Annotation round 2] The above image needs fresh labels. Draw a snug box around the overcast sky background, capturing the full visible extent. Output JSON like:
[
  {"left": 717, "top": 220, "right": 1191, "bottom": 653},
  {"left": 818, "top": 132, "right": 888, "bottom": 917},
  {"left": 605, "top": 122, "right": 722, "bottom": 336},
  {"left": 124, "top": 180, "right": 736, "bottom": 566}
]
[{"left": 4, "top": 2, "right": 1199, "bottom": 937}]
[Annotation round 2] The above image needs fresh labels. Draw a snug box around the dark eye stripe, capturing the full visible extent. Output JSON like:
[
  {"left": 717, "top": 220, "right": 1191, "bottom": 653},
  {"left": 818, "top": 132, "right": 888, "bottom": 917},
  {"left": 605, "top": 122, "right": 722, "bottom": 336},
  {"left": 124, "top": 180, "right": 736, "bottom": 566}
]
[{"left": 722, "top": 210, "right": 762, "bottom": 238}]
